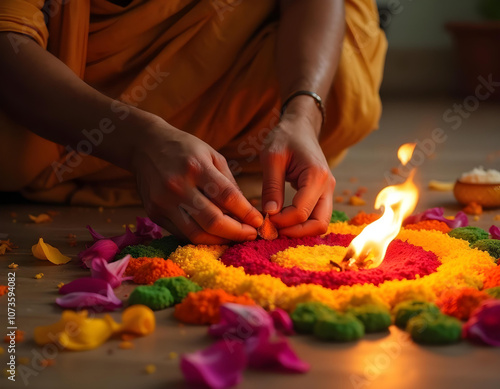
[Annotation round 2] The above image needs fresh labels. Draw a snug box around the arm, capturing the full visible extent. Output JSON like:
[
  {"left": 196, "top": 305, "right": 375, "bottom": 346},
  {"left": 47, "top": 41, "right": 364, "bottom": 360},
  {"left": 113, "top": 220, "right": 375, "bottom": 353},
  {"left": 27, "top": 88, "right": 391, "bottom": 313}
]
[
  {"left": 0, "top": 32, "right": 262, "bottom": 243},
  {"left": 261, "top": 0, "right": 344, "bottom": 237}
]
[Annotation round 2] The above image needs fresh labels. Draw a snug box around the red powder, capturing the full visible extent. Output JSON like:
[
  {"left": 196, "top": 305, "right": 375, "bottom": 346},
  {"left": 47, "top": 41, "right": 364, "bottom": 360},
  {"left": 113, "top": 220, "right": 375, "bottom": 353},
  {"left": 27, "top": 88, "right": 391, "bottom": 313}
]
[
  {"left": 174, "top": 289, "right": 255, "bottom": 325},
  {"left": 348, "top": 212, "right": 380, "bottom": 226},
  {"left": 133, "top": 258, "right": 186, "bottom": 285},
  {"left": 436, "top": 288, "right": 491, "bottom": 320},
  {"left": 483, "top": 266, "right": 500, "bottom": 289},
  {"left": 404, "top": 220, "right": 451, "bottom": 233}
]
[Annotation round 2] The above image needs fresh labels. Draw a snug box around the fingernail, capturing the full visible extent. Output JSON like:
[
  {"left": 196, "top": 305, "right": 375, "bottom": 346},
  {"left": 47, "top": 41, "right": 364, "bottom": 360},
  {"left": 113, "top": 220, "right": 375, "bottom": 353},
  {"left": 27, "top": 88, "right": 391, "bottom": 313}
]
[
  {"left": 245, "top": 234, "right": 257, "bottom": 241},
  {"left": 251, "top": 214, "right": 264, "bottom": 227},
  {"left": 264, "top": 201, "right": 278, "bottom": 213}
]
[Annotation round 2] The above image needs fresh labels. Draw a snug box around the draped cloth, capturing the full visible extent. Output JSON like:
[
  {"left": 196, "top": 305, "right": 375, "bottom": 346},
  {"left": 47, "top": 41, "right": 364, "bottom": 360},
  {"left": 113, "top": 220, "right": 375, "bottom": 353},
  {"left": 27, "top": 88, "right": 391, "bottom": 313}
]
[{"left": 0, "top": 0, "right": 387, "bottom": 206}]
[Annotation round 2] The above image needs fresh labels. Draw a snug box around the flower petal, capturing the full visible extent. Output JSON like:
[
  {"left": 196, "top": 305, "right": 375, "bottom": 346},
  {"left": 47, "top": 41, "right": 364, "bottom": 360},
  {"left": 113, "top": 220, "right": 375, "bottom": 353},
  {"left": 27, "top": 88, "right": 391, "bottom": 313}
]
[
  {"left": 404, "top": 207, "right": 468, "bottom": 229},
  {"left": 78, "top": 239, "right": 119, "bottom": 268},
  {"left": 91, "top": 255, "right": 133, "bottom": 288},
  {"left": 56, "top": 283, "right": 122, "bottom": 311},
  {"left": 209, "top": 303, "right": 274, "bottom": 339},
  {"left": 246, "top": 331, "right": 309, "bottom": 373},
  {"left": 180, "top": 340, "right": 247, "bottom": 389},
  {"left": 270, "top": 309, "right": 295, "bottom": 335},
  {"left": 32, "top": 238, "right": 71, "bottom": 265},
  {"left": 86, "top": 225, "right": 145, "bottom": 250},
  {"left": 135, "top": 217, "right": 163, "bottom": 240},
  {"left": 59, "top": 277, "right": 110, "bottom": 295},
  {"left": 463, "top": 300, "right": 500, "bottom": 346},
  {"left": 490, "top": 225, "right": 500, "bottom": 240}
]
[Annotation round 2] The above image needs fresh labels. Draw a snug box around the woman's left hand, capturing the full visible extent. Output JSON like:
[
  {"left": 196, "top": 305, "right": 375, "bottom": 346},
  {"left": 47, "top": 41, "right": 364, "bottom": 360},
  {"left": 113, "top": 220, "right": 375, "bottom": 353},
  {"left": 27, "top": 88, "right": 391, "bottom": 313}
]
[{"left": 260, "top": 114, "right": 336, "bottom": 237}]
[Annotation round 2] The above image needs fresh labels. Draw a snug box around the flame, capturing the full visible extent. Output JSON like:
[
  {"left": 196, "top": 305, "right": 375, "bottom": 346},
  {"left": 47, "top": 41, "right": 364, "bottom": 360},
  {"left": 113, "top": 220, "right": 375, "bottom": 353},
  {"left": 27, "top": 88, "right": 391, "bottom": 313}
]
[{"left": 342, "top": 143, "right": 419, "bottom": 270}]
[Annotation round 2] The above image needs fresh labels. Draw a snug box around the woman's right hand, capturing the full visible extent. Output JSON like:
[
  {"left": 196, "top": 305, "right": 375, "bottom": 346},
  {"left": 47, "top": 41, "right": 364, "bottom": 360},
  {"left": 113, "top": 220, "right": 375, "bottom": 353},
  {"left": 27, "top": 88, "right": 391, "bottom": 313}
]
[{"left": 131, "top": 119, "right": 263, "bottom": 244}]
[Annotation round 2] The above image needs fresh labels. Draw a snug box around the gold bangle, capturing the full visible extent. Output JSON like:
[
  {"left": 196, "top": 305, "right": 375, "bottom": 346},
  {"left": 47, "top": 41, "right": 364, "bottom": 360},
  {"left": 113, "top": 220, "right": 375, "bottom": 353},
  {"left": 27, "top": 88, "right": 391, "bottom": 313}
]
[{"left": 280, "top": 90, "right": 326, "bottom": 129}]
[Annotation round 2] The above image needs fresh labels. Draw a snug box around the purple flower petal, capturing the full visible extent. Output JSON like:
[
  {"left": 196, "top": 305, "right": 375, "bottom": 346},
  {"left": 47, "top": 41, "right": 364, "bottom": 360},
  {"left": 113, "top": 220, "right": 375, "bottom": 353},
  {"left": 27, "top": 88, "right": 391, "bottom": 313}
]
[
  {"left": 59, "top": 277, "right": 110, "bottom": 295},
  {"left": 209, "top": 303, "right": 274, "bottom": 339},
  {"left": 403, "top": 207, "right": 469, "bottom": 228},
  {"left": 246, "top": 331, "right": 309, "bottom": 373},
  {"left": 135, "top": 217, "right": 163, "bottom": 240},
  {"left": 180, "top": 340, "right": 247, "bottom": 389},
  {"left": 78, "top": 239, "right": 119, "bottom": 268},
  {"left": 490, "top": 225, "right": 500, "bottom": 240},
  {"left": 56, "top": 283, "right": 122, "bottom": 311},
  {"left": 91, "top": 255, "right": 133, "bottom": 288},
  {"left": 463, "top": 300, "right": 500, "bottom": 347},
  {"left": 270, "top": 309, "right": 295, "bottom": 336}
]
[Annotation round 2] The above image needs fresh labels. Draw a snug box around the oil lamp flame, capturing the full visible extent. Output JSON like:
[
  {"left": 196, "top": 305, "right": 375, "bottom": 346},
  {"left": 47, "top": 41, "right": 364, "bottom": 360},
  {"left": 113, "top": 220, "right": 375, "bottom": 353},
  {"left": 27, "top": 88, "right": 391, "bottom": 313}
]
[{"left": 341, "top": 143, "right": 419, "bottom": 270}]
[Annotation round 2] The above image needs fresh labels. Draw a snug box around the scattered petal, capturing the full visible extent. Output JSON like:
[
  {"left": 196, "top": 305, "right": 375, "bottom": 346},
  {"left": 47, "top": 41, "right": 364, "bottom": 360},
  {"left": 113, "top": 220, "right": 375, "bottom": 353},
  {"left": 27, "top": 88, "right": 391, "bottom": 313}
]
[
  {"left": 78, "top": 239, "right": 119, "bottom": 268},
  {"left": 135, "top": 217, "right": 163, "bottom": 240},
  {"left": 8, "top": 263, "right": 18, "bottom": 269},
  {"left": 0, "top": 286, "right": 8, "bottom": 296},
  {"left": 490, "top": 225, "right": 500, "bottom": 240},
  {"left": 29, "top": 213, "right": 53, "bottom": 223},
  {"left": 34, "top": 273, "right": 44, "bottom": 279},
  {"left": 428, "top": 180, "right": 454, "bottom": 191},
  {"left": 270, "top": 309, "right": 295, "bottom": 335},
  {"left": 258, "top": 214, "right": 278, "bottom": 240},
  {"left": 32, "top": 238, "right": 71, "bottom": 265},
  {"left": 59, "top": 277, "right": 109, "bottom": 295},
  {"left": 91, "top": 255, "right": 133, "bottom": 288},
  {"left": 209, "top": 303, "right": 273, "bottom": 339},
  {"left": 86, "top": 225, "right": 142, "bottom": 250},
  {"left": 349, "top": 196, "right": 366, "bottom": 206},
  {"left": 144, "top": 364, "right": 156, "bottom": 374},
  {"left": 403, "top": 207, "right": 469, "bottom": 229},
  {"left": 180, "top": 340, "right": 247, "bottom": 389},
  {"left": 463, "top": 202, "right": 483, "bottom": 216},
  {"left": 463, "top": 300, "right": 500, "bottom": 346},
  {"left": 245, "top": 331, "right": 310, "bottom": 373},
  {"left": 56, "top": 283, "right": 122, "bottom": 311}
]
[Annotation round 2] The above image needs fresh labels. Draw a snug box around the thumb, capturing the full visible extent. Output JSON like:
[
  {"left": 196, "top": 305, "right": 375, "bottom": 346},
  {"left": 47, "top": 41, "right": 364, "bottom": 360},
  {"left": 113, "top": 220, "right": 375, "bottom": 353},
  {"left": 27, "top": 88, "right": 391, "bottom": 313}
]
[{"left": 261, "top": 151, "right": 286, "bottom": 215}]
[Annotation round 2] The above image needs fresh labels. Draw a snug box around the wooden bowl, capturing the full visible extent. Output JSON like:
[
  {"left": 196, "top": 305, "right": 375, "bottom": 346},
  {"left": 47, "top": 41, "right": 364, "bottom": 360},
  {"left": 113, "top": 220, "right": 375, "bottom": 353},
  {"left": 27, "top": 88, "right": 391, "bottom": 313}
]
[{"left": 453, "top": 180, "right": 500, "bottom": 208}]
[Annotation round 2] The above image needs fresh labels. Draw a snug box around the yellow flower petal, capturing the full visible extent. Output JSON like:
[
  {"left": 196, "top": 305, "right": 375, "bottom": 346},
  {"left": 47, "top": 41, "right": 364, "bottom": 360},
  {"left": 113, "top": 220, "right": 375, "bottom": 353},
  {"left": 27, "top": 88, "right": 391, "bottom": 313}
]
[{"left": 32, "top": 238, "right": 71, "bottom": 265}]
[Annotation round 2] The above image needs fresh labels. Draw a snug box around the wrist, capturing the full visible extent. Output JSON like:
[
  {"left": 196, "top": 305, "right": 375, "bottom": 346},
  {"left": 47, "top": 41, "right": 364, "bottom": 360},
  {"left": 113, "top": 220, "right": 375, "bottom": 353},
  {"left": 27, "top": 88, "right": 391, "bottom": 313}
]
[{"left": 280, "top": 94, "right": 323, "bottom": 137}]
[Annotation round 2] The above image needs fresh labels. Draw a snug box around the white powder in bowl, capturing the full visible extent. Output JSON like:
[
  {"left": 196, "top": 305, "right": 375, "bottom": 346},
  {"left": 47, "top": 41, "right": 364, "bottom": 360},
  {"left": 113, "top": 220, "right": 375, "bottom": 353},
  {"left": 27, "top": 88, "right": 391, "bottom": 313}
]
[{"left": 460, "top": 166, "right": 500, "bottom": 184}]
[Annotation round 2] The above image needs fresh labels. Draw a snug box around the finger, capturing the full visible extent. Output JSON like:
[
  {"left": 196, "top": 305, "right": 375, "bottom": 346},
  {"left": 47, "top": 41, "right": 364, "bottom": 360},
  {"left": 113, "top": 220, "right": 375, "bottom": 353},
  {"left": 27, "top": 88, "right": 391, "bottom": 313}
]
[
  {"left": 271, "top": 167, "right": 330, "bottom": 227},
  {"left": 199, "top": 167, "right": 263, "bottom": 228},
  {"left": 278, "top": 182, "right": 334, "bottom": 238},
  {"left": 212, "top": 153, "right": 239, "bottom": 188},
  {"left": 149, "top": 214, "right": 189, "bottom": 242},
  {"left": 261, "top": 150, "right": 287, "bottom": 215},
  {"left": 169, "top": 206, "right": 232, "bottom": 245},
  {"left": 183, "top": 187, "right": 258, "bottom": 242}
]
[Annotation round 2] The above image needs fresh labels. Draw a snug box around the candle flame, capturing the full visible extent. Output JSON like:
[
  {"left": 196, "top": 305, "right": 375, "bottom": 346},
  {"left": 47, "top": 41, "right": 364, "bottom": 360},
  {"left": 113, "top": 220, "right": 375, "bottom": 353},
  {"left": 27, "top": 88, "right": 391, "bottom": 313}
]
[{"left": 342, "top": 143, "right": 419, "bottom": 270}]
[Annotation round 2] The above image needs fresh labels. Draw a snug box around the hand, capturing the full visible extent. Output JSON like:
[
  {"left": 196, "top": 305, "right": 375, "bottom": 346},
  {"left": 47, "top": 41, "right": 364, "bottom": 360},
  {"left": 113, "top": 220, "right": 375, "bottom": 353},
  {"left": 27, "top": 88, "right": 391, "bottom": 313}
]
[
  {"left": 260, "top": 115, "right": 336, "bottom": 237},
  {"left": 131, "top": 119, "right": 263, "bottom": 244}
]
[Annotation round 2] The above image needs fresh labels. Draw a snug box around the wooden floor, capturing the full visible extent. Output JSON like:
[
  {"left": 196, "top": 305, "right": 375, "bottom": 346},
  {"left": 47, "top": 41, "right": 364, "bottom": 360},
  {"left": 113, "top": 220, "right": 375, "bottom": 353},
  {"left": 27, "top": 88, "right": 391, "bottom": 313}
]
[{"left": 1, "top": 98, "right": 499, "bottom": 389}]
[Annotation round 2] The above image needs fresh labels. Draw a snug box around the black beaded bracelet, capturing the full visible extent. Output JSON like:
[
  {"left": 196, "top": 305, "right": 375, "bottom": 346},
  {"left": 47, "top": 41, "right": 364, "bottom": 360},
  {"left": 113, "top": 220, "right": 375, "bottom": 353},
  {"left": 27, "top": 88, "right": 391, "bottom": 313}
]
[{"left": 280, "top": 90, "right": 326, "bottom": 129}]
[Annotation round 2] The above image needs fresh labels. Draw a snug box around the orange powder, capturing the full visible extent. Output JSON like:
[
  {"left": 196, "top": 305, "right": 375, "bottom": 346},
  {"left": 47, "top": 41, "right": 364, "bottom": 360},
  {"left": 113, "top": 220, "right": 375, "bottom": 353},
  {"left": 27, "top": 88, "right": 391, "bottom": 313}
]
[
  {"left": 125, "top": 257, "right": 154, "bottom": 277},
  {"left": 133, "top": 258, "right": 186, "bottom": 285},
  {"left": 436, "top": 288, "right": 491, "bottom": 320},
  {"left": 348, "top": 211, "right": 380, "bottom": 226},
  {"left": 404, "top": 220, "right": 451, "bottom": 233},
  {"left": 174, "top": 289, "right": 255, "bottom": 325},
  {"left": 0, "top": 285, "right": 8, "bottom": 296},
  {"left": 483, "top": 266, "right": 500, "bottom": 289}
]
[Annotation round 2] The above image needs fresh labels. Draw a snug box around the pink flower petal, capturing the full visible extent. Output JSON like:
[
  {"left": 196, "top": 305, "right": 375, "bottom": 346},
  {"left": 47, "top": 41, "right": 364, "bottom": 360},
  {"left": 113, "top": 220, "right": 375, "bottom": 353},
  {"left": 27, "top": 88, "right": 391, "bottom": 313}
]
[
  {"left": 91, "top": 255, "right": 133, "bottom": 288},
  {"left": 463, "top": 300, "right": 500, "bottom": 346},
  {"left": 490, "top": 225, "right": 500, "bottom": 240},
  {"left": 404, "top": 207, "right": 468, "bottom": 228},
  {"left": 78, "top": 239, "right": 119, "bottom": 268},
  {"left": 56, "top": 283, "right": 122, "bottom": 311},
  {"left": 246, "top": 331, "right": 309, "bottom": 373},
  {"left": 135, "top": 217, "right": 163, "bottom": 240},
  {"left": 180, "top": 340, "right": 247, "bottom": 389},
  {"left": 209, "top": 303, "right": 274, "bottom": 339},
  {"left": 270, "top": 309, "right": 295, "bottom": 336},
  {"left": 59, "top": 277, "right": 110, "bottom": 295}
]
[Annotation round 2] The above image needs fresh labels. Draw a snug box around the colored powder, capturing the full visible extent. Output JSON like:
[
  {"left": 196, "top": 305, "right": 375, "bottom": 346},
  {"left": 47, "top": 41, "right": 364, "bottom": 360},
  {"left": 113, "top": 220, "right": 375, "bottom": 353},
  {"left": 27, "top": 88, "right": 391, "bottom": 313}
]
[
  {"left": 174, "top": 289, "right": 255, "bottom": 325},
  {"left": 125, "top": 257, "right": 154, "bottom": 277},
  {"left": 483, "top": 266, "right": 500, "bottom": 289},
  {"left": 436, "top": 288, "right": 491, "bottom": 320},
  {"left": 407, "top": 312, "right": 462, "bottom": 345},
  {"left": 348, "top": 212, "right": 380, "bottom": 226},
  {"left": 404, "top": 220, "right": 451, "bottom": 233},
  {"left": 4, "top": 330, "right": 25, "bottom": 343},
  {"left": 313, "top": 312, "right": 365, "bottom": 342},
  {"left": 133, "top": 258, "right": 186, "bottom": 285},
  {"left": 0, "top": 286, "right": 7, "bottom": 296}
]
